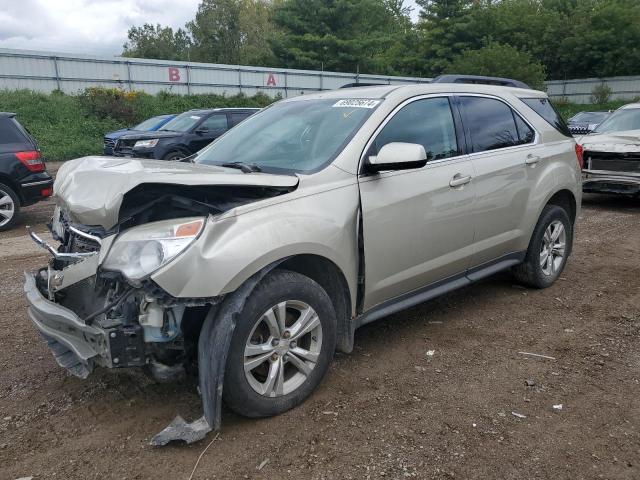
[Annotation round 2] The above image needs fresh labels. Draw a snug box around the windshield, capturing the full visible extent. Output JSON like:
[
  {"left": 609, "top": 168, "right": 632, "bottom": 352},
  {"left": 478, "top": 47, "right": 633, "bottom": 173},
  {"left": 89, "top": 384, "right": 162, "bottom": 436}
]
[
  {"left": 134, "top": 115, "right": 168, "bottom": 131},
  {"left": 195, "top": 98, "right": 380, "bottom": 174},
  {"left": 570, "top": 112, "right": 608, "bottom": 124},
  {"left": 160, "top": 112, "right": 204, "bottom": 132},
  {"left": 593, "top": 108, "right": 640, "bottom": 134}
]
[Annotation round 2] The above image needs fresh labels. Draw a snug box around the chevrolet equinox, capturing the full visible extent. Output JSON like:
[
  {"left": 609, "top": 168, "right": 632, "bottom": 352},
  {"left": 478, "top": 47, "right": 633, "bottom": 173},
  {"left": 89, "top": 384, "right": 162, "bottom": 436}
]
[{"left": 24, "top": 83, "right": 582, "bottom": 444}]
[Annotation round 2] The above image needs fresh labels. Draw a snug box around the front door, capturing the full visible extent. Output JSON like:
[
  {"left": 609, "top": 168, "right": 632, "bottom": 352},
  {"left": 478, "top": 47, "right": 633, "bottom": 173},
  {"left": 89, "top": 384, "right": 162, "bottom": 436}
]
[
  {"left": 190, "top": 113, "right": 229, "bottom": 151},
  {"left": 359, "top": 96, "right": 476, "bottom": 311}
]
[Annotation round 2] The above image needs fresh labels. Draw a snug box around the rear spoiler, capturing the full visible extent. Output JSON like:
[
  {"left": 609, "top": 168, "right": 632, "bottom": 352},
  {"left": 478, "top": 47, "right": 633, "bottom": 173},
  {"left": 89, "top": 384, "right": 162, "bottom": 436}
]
[{"left": 432, "top": 75, "right": 530, "bottom": 89}]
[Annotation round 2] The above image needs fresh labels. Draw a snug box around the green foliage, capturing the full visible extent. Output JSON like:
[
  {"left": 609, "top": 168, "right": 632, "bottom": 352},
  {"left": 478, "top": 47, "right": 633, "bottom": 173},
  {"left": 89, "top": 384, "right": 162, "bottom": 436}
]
[
  {"left": 122, "top": 23, "right": 192, "bottom": 60},
  {"left": 445, "top": 42, "right": 547, "bottom": 89},
  {"left": 591, "top": 83, "right": 612, "bottom": 104},
  {"left": 0, "top": 88, "right": 275, "bottom": 161},
  {"left": 269, "top": 0, "right": 415, "bottom": 74}
]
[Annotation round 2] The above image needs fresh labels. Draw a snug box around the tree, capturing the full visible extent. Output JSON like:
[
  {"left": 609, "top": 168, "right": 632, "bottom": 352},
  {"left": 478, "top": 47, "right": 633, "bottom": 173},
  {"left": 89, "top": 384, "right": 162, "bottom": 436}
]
[
  {"left": 445, "top": 42, "right": 547, "bottom": 89},
  {"left": 122, "top": 24, "right": 192, "bottom": 61},
  {"left": 187, "top": 0, "right": 277, "bottom": 65},
  {"left": 269, "top": 0, "right": 415, "bottom": 74}
]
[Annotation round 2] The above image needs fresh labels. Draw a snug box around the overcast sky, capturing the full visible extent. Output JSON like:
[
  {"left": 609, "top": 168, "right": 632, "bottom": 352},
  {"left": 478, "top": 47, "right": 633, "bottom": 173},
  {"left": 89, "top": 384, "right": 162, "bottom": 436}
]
[{"left": 0, "top": 0, "right": 421, "bottom": 57}]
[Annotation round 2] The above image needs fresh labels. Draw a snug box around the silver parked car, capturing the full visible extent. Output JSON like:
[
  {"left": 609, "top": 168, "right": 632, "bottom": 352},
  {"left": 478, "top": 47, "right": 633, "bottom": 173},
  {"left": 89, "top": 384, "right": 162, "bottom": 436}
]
[
  {"left": 25, "top": 83, "right": 582, "bottom": 444},
  {"left": 579, "top": 103, "right": 640, "bottom": 196}
]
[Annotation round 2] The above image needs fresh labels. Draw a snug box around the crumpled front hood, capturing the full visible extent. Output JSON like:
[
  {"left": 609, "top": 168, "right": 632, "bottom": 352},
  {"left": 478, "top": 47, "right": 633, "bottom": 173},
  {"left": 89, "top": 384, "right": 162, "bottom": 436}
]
[
  {"left": 54, "top": 156, "right": 299, "bottom": 229},
  {"left": 579, "top": 129, "right": 640, "bottom": 153}
]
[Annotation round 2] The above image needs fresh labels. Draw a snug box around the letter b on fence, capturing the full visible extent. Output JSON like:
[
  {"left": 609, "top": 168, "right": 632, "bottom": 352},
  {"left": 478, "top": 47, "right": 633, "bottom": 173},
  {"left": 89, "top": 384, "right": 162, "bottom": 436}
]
[{"left": 168, "top": 67, "right": 181, "bottom": 82}]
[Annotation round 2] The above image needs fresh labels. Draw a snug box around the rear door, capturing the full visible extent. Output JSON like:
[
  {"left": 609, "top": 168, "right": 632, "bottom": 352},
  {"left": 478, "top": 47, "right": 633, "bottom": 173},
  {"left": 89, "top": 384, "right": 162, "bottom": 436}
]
[
  {"left": 456, "top": 95, "right": 541, "bottom": 267},
  {"left": 359, "top": 96, "right": 476, "bottom": 310}
]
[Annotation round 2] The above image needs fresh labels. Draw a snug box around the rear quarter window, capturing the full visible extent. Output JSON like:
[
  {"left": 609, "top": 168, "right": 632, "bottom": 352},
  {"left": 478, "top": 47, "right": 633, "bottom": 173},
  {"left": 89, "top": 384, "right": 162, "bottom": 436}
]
[
  {"left": 521, "top": 98, "right": 572, "bottom": 137},
  {"left": 0, "top": 118, "right": 29, "bottom": 144}
]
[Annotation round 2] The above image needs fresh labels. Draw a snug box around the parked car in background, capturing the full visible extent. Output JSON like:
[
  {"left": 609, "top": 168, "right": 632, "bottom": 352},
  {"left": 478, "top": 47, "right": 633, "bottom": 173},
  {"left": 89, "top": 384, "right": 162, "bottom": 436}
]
[
  {"left": 24, "top": 81, "right": 581, "bottom": 445},
  {"left": 113, "top": 108, "right": 260, "bottom": 160},
  {"left": 567, "top": 111, "right": 610, "bottom": 135},
  {"left": 103, "top": 114, "right": 176, "bottom": 155},
  {"left": 0, "top": 113, "right": 53, "bottom": 231},
  {"left": 579, "top": 103, "right": 640, "bottom": 196}
]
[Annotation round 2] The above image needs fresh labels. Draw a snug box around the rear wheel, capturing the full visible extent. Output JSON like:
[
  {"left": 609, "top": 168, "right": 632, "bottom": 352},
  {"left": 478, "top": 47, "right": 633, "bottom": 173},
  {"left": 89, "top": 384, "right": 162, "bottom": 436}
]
[
  {"left": 0, "top": 182, "right": 19, "bottom": 231},
  {"left": 512, "top": 205, "right": 572, "bottom": 288},
  {"left": 222, "top": 270, "right": 336, "bottom": 418}
]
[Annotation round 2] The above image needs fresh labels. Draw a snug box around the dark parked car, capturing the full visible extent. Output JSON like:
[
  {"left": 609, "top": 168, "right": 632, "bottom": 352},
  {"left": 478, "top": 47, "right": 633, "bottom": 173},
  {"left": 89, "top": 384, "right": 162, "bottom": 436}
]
[
  {"left": 103, "top": 114, "right": 176, "bottom": 155},
  {"left": 113, "top": 108, "right": 260, "bottom": 160},
  {"left": 567, "top": 111, "right": 610, "bottom": 135},
  {"left": 0, "top": 113, "right": 53, "bottom": 231}
]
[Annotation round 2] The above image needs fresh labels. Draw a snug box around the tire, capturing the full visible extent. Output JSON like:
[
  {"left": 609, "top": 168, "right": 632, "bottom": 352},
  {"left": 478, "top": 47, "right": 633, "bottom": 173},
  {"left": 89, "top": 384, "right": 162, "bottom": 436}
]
[
  {"left": 162, "top": 150, "right": 186, "bottom": 161},
  {"left": 223, "top": 270, "right": 337, "bottom": 418},
  {"left": 512, "top": 205, "right": 573, "bottom": 288},
  {"left": 0, "top": 182, "right": 20, "bottom": 232}
]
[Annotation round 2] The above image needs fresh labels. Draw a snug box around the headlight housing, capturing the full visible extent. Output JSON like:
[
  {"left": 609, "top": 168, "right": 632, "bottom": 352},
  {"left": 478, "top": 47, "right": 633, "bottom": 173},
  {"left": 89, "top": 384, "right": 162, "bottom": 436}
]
[
  {"left": 102, "top": 217, "right": 205, "bottom": 282},
  {"left": 134, "top": 139, "right": 159, "bottom": 148}
]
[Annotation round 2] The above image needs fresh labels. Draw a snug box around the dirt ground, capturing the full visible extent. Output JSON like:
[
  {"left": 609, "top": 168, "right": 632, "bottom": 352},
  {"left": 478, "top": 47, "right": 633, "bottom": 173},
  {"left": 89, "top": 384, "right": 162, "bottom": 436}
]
[{"left": 1, "top": 185, "right": 639, "bottom": 480}]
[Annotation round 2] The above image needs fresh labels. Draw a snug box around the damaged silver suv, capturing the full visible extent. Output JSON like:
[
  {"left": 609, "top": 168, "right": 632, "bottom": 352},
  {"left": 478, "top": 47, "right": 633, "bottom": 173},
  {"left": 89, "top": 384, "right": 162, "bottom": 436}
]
[{"left": 25, "top": 83, "right": 582, "bottom": 445}]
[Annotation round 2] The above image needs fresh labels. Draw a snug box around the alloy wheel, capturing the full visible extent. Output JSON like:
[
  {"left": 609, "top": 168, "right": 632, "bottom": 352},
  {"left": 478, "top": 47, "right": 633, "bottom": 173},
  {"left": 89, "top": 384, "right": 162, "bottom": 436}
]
[
  {"left": 244, "top": 300, "right": 323, "bottom": 397},
  {"left": 540, "top": 220, "right": 566, "bottom": 276},
  {"left": 0, "top": 188, "right": 15, "bottom": 228}
]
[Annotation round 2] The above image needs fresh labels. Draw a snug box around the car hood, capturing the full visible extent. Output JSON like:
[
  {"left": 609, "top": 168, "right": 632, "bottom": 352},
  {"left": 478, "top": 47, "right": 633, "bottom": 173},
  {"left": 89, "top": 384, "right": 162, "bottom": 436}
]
[
  {"left": 54, "top": 156, "right": 299, "bottom": 229},
  {"left": 119, "top": 130, "right": 183, "bottom": 140},
  {"left": 579, "top": 129, "right": 640, "bottom": 152}
]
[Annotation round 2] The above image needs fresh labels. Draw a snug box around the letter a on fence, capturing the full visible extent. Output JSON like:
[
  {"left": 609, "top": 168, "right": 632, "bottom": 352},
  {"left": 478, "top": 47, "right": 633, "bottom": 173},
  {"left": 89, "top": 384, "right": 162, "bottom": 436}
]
[{"left": 266, "top": 73, "right": 277, "bottom": 87}]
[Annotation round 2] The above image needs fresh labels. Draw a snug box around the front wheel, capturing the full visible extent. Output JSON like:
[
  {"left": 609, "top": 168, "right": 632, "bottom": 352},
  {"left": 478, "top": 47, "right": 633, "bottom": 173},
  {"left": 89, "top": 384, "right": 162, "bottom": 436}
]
[
  {"left": 512, "top": 204, "right": 573, "bottom": 288},
  {"left": 162, "top": 150, "right": 186, "bottom": 161},
  {"left": 223, "top": 270, "right": 337, "bottom": 418}
]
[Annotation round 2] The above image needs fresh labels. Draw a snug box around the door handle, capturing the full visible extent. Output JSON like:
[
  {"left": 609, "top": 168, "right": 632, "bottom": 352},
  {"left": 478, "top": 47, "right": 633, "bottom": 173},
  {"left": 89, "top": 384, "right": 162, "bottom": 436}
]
[
  {"left": 525, "top": 154, "right": 541, "bottom": 165},
  {"left": 449, "top": 174, "right": 472, "bottom": 187}
]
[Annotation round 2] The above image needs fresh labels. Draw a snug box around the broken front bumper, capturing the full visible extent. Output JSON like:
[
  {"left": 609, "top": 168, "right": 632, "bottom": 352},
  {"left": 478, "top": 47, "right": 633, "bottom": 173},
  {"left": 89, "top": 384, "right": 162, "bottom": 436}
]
[
  {"left": 24, "top": 272, "right": 145, "bottom": 378},
  {"left": 583, "top": 170, "right": 640, "bottom": 195}
]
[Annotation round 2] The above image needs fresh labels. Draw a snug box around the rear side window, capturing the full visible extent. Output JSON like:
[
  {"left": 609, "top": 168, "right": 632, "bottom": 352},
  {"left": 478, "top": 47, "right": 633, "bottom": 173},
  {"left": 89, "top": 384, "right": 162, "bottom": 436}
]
[
  {"left": 369, "top": 97, "right": 459, "bottom": 161},
  {"left": 521, "top": 97, "right": 572, "bottom": 137},
  {"left": 0, "top": 117, "right": 28, "bottom": 145},
  {"left": 459, "top": 96, "right": 528, "bottom": 152},
  {"left": 229, "top": 112, "right": 252, "bottom": 126}
]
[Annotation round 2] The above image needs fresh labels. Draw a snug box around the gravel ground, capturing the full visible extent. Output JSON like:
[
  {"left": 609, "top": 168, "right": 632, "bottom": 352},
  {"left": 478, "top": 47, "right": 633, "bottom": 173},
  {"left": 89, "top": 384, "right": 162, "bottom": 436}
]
[{"left": 0, "top": 186, "right": 638, "bottom": 480}]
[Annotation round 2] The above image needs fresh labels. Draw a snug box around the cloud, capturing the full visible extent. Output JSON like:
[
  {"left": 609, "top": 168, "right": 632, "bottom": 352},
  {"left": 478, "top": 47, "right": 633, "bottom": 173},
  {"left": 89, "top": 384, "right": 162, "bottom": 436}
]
[{"left": 0, "top": 0, "right": 200, "bottom": 56}]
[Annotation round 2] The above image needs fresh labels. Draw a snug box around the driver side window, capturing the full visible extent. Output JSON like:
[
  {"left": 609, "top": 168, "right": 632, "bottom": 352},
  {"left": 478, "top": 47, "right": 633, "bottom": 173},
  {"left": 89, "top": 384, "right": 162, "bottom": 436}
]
[
  {"left": 369, "top": 97, "right": 459, "bottom": 160},
  {"left": 199, "top": 114, "right": 228, "bottom": 132}
]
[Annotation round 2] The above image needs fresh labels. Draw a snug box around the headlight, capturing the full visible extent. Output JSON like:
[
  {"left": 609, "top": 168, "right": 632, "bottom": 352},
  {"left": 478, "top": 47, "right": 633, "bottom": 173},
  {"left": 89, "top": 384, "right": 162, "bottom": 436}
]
[
  {"left": 102, "top": 217, "right": 205, "bottom": 281},
  {"left": 134, "top": 139, "right": 159, "bottom": 148}
]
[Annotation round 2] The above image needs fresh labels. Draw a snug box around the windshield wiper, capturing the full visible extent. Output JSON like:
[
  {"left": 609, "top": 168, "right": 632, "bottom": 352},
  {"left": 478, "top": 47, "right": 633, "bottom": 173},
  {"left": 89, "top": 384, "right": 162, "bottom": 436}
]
[{"left": 220, "top": 162, "right": 262, "bottom": 173}]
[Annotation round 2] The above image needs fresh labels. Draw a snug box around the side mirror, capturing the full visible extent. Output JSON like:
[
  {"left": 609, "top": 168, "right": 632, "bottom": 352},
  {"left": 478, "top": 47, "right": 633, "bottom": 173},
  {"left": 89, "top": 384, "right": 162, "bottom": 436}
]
[
  {"left": 195, "top": 129, "right": 208, "bottom": 135},
  {"left": 366, "top": 142, "right": 428, "bottom": 173}
]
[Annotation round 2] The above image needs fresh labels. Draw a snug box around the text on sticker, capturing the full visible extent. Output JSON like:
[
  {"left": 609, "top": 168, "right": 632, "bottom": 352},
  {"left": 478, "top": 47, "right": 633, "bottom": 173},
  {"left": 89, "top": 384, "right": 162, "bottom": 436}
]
[{"left": 332, "top": 99, "right": 381, "bottom": 109}]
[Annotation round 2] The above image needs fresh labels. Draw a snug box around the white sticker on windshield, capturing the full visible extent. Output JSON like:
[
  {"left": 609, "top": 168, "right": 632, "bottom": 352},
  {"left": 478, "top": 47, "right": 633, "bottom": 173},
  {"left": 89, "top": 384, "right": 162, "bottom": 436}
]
[{"left": 332, "top": 99, "right": 380, "bottom": 109}]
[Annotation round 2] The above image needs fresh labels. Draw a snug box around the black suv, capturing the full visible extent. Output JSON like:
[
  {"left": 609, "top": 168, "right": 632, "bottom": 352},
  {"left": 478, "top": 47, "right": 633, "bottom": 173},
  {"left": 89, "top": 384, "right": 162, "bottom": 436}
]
[
  {"left": 0, "top": 113, "right": 53, "bottom": 231},
  {"left": 113, "top": 108, "right": 260, "bottom": 160}
]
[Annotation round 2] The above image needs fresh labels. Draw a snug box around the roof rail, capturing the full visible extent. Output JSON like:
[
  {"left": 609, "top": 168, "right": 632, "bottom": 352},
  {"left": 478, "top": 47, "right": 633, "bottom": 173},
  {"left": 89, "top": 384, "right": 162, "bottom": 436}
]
[
  {"left": 339, "top": 82, "right": 388, "bottom": 89},
  {"left": 432, "top": 75, "right": 530, "bottom": 89}
]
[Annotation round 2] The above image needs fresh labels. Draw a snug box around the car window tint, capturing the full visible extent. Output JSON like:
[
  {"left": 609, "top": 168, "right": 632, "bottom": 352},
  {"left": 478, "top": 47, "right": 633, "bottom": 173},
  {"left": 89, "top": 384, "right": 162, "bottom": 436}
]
[
  {"left": 200, "top": 115, "right": 228, "bottom": 131},
  {"left": 370, "top": 97, "right": 458, "bottom": 161},
  {"left": 459, "top": 96, "right": 521, "bottom": 152},
  {"left": 0, "top": 118, "right": 28, "bottom": 144},
  {"left": 514, "top": 113, "right": 535, "bottom": 144},
  {"left": 521, "top": 97, "right": 572, "bottom": 137},
  {"left": 229, "top": 112, "right": 252, "bottom": 126}
]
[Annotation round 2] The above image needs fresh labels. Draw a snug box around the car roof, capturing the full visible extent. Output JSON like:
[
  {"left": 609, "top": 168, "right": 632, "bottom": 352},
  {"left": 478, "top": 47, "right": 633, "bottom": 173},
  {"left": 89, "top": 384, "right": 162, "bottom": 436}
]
[
  {"left": 619, "top": 103, "right": 640, "bottom": 110},
  {"left": 0, "top": 112, "right": 16, "bottom": 118},
  {"left": 283, "top": 83, "right": 546, "bottom": 103}
]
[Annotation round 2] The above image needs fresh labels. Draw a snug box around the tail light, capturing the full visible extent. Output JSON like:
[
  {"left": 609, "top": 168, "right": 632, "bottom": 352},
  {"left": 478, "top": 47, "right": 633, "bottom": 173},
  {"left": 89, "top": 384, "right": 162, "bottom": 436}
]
[
  {"left": 575, "top": 143, "right": 584, "bottom": 169},
  {"left": 15, "top": 150, "right": 45, "bottom": 172}
]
